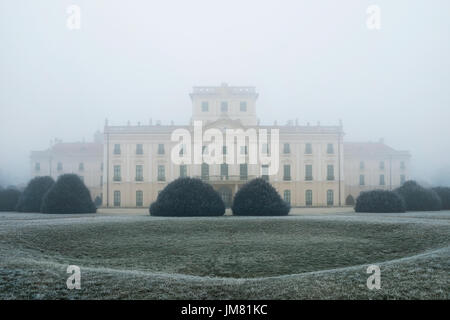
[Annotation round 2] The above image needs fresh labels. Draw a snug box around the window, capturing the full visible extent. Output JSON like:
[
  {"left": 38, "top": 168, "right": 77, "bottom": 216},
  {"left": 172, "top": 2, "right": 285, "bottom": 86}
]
[
  {"left": 201, "top": 101, "right": 209, "bottom": 112},
  {"left": 100, "top": 176, "right": 103, "bottom": 187},
  {"left": 283, "top": 164, "right": 291, "bottom": 181},
  {"left": 222, "top": 145, "right": 227, "bottom": 155},
  {"left": 57, "top": 162, "right": 63, "bottom": 171},
  {"left": 305, "top": 190, "right": 313, "bottom": 206},
  {"left": 79, "top": 162, "right": 84, "bottom": 171},
  {"left": 221, "top": 101, "right": 228, "bottom": 112},
  {"left": 114, "top": 144, "right": 121, "bottom": 155},
  {"left": 400, "top": 174, "right": 406, "bottom": 185},
  {"left": 240, "top": 163, "right": 248, "bottom": 180},
  {"left": 79, "top": 176, "right": 84, "bottom": 183},
  {"left": 305, "top": 165, "right": 313, "bottom": 181},
  {"left": 135, "top": 165, "right": 143, "bottom": 181},
  {"left": 180, "top": 165, "right": 187, "bottom": 178},
  {"left": 114, "top": 191, "right": 121, "bottom": 207},
  {"left": 201, "top": 163, "right": 209, "bottom": 180},
  {"left": 101, "top": 162, "right": 104, "bottom": 171},
  {"left": 379, "top": 161, "right": 385, "bottom": 170},
  {"left": 283, "top": 190, "right": 291, "bottom": 205},
  {"left": 220, "top": 163, "right": 228, "bottom": 179},
  {"left": 136, "top": 144, "right": 143, "bottom": 155},
  {"left": 327, "top": 190, "right": 334, "bottom": 206},
  {"left": 240, "top": 145, "right": 248, "bottom": 155},
  {"left": 400, "top": 161, "right": 405, "bottom": 169},
  {"left": 360, "top": 161, "right": 365, "bottom": 169},
  {"left": 283, "top": 143, "right": 290, "bottom": 154},
  {"left": 157, "top": 165, "right": 165, "bottom": 181},
  {"left": 136, "top": 191, "right": 143, "bottom": 207},
  {"left": 327, "top": 165, "right": 334, "bottom": 181},
  {"left": 359, "top": 174, "right": 365, "bottom": 186},
  {"left": 35, "top": 162, "right": 40, "bottom": 171},
  {"left": 179, "top": 144, "right": 185, "bottom": 156},
  {"left": 202, "top": 145, "right": 208, "bottom": 155},
  {"left": 261, "top": 165, "right": 269, "bottom": 181},
  {"left": 305, "top": 143, "right": 312, "bottom": 154},
  {"left": 240, "top": 101, "right": 247, "bottom": 112},
  {"left": 113, "top": 165, "right": 121, "bottom": 181},
  {"left": 158, "top": 144, "right": 165, "bottom": 155},
  {"left": 327, "top": 143, "right": 334, "bottom": 154},
  {"left": 262, "top": 143, "right": 269, "bottom": 154},
  {"left": 380, "top": 174, "right": 385, "bottom": 186}
]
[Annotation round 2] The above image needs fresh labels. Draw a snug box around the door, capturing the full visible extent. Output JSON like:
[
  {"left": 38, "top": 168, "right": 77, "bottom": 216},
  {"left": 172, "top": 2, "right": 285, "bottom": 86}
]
[{"left": 218, "top": 186, "right": 232, "bottom": 208}]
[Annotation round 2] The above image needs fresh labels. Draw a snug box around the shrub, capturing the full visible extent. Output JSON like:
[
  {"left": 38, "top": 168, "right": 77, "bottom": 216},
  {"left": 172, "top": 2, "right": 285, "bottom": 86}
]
[
  {"left": 149, "top": 177, "right": 225, "bottom": 216},
  {"left": 345, "top": 194, "right": 355, "bottom": 206},
  {"left": 0, "top": 188, "right": 21, "bottom": 211},
  {"left": 432, "top": 187, "right": 450, "bottom": 210},
  {"left": 41, "top": 174, "right": 96, "bottom": 214},
  {"left": 395, "top": 180, "right": 442, "bottom": 211},
  {"left": 232, "top": 178, "right": 290, "bottom": 216},
  {"left": 354, "top": 190, "right": 406, "bottom": 213},
  {"left": 94, "top": 196, "right": 102, "bottom": 208},
  {"left": 15, "top": 176, "right": 55, "bottom": 212}
]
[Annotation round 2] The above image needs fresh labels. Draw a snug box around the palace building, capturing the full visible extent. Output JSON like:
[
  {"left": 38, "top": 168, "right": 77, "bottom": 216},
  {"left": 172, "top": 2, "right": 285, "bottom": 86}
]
[{"left": 30, "top": 83, "right": 411, "bottom": 208}]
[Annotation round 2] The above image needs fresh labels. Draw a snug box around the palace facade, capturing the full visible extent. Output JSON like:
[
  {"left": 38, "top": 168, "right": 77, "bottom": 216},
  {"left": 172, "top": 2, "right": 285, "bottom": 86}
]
[{"left": 30, "top": 84, "right": 411, "bottom": 208}]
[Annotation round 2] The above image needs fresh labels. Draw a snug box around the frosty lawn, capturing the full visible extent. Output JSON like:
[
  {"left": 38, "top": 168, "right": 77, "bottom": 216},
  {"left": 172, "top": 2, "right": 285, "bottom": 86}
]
[{"left": 0, "top": 211, "right": 449, "bottom": 299}]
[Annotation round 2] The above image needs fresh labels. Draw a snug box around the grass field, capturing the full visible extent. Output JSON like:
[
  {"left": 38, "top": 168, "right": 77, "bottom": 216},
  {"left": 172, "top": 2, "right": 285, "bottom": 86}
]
[{"left": 0, "top": 209, "right": 449, "bottom": 299}]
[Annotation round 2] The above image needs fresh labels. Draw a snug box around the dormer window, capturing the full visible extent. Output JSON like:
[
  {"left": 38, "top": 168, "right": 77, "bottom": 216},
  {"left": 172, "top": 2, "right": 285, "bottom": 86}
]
[{"left": 221, "top": 101, "right": 228, "bottom": 112}]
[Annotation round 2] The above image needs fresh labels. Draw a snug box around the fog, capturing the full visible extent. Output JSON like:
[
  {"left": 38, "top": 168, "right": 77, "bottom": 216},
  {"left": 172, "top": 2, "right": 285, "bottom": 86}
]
[{"left": 1, "top": 0, "right": 449, "bottom": 187}]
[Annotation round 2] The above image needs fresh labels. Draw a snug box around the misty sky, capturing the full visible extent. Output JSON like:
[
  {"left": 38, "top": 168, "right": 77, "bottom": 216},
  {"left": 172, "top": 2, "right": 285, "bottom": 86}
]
[{"left": 1, "top": 0, "right": 449, "bottom": 186}]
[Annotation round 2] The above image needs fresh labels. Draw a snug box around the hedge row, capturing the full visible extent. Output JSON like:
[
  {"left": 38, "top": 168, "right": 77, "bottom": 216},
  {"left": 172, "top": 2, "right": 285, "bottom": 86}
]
[
  {"left": 0, "top": 174, "right": 96, "bottom": 214},
  {"left": 355, "top": 180, "right": 449, "bottom": 213},
  {"left": 150, "top": 177, "right": 290, "bottom": 216}
]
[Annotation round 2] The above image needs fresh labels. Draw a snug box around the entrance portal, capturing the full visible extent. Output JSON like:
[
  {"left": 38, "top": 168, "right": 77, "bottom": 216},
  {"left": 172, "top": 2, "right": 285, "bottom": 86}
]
[{"left": 218, "top": 186, "right": 232, "bottom": 208}]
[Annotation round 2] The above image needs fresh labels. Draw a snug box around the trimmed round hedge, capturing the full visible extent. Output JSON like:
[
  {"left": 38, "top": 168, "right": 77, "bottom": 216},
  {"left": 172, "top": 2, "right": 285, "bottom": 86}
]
[
  {"left": 150, "top": 177, "right": 225, "bottom": 216},
  {"left": 232, "top": 178, "right": 290, "bottom": 216},
  {"left": 354, "top": 190, "right": 406, "bottom": 213},
  {"left": 345, "top": 194, "right": 355, "bottom": 206},
  {"left": 0, "top": 188, "right": 21, "bottom": 211},
  {"left": 16, "top": 176, "right": 55, "bottom": 212},
  {"left": 41, "top": 174, "right": 96, "bottom": 214},
  {"left": 94, "top": 196, "right": 102, "bottom": 208},
  {"left": 433, "top": 187, "right": 450, "bottom": 210},
  {"left": 395, "top": 180, "right": 442, "bottom": 211}
]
